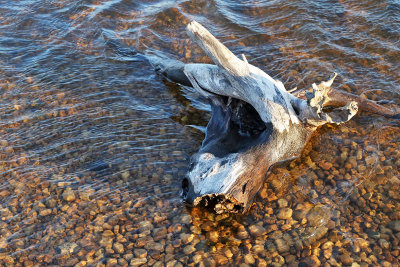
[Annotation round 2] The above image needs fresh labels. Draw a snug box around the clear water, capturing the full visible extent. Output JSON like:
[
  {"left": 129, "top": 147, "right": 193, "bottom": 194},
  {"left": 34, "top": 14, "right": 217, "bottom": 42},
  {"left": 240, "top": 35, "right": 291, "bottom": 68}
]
[{"left": 0, "top": 0, "right": 399, "bottom": 266}]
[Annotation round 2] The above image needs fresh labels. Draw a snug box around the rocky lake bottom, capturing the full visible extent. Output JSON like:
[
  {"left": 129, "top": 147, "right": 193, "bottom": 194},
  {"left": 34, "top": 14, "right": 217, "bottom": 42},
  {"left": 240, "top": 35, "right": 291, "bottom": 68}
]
[{"left": 0, "top": 0, "right": 400, "bottom": 266}]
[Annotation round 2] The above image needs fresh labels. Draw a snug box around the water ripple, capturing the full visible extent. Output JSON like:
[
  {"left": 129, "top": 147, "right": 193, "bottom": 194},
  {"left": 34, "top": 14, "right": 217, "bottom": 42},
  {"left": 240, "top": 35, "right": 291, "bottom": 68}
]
[{"left": 0, "top": 0, "right": 399, "bottom": 265}]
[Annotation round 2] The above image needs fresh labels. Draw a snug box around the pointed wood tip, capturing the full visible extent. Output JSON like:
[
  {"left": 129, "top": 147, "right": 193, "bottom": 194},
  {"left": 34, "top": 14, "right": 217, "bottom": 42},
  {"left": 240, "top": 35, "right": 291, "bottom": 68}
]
[
  {"left": 186, "top": 20, "right": 202, "bottom": 34},
  {"left": 322, "top": 72, "right": 338, "bottom": 87},
  {"left": 186, "top": 21, "right": 249, "bottom": 76}
]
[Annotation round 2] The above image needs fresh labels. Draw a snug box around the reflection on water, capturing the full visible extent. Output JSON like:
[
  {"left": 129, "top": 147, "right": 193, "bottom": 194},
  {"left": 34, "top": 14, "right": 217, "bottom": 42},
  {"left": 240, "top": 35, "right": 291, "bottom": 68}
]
[{"left": 0, "top": 0, "right": 399, "bottom": 266}]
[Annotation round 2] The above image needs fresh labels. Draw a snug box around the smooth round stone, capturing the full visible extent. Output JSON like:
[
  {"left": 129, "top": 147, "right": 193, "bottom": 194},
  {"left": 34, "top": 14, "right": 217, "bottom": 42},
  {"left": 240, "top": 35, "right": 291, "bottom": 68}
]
[
  {"left": 277, "top": 208, "right": 293, "bottom": 220},
  {"left": 112, "top": 242, "right": 124, "bottom": 254},
  {"left": 183, "top": 245, "right": 196, "bottom": 255},
  {"left": 57, "top": 242, "right": 78, "bottom": 255},
  {"left": 249, "top": 225, "right": 266, "bottom": 237},
  {"left": 277, "top": 198, "right": 288, "bottom": 208},
  {"left": 338, "top": 254, "right": 353, "bottom": 265},
  {"left": 324, "top": 249, "right": 332, "bottom": 259},
  {"left": 301, "top": 255, "right": 321, "bottom": 267},
  {"left": 252, "top": 244, "right": 264, "bottom": 254},
  {"left": 106, "top": 258, "right": 117, "bottom": 267},
  {"left": 102, "top": 230, "right": 114, "bottom": 238},
  {"left": 39, "top": 209, "right": 52, "bottom": 216},
  {"left": 237, "top": 230, "right": 249, "bottom": 239},
  {"left": 134, "top": 249, "right": 147, "bottom": 258},
  {"left": 388, "top": 220, "right": 400, "bottom": 232},
  {"left": 215, "top": 255, "right": 228, "bottom": 265},
  {"left": 307, "top": 205, "right": 328, "bottom": 226},
  {"left": 321, "top": 241, "right": 334, "bottom": 250},
  {"left": 46, "top": 198, "right": 57, "bottom": 208},
  {"left": 153, "top": 227, "right": 167, "bottom": 241},
  {"left": 275, "top": 238, "right": 290, "bottom": 253},
  {"left": 130, "top": 258, "right": 147, "bottom": 267},
  {"left": 62, "top": 188, "right": 76, "bottom": 202},
  {"left": 207, "top": 231, "right": 219, "bottom": 243},
  {"left": 378, "top": 239, "right": 390, "bottom": 250},
  {"left": 244, "top": 254, "right": 255, "bottom": 265}
]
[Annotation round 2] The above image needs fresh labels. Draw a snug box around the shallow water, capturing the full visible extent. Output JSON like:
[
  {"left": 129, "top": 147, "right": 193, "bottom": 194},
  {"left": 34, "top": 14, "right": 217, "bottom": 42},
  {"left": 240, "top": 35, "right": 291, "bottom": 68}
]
[{"left": 0, "top": 0, "right": 399, "bottom": 266}]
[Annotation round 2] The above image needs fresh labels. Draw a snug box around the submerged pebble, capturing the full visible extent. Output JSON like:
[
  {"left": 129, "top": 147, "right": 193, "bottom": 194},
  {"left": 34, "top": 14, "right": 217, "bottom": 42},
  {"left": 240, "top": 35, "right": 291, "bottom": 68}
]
[
  {"left": 0, "top": 0, "right": 399, "bottom": 266},
  {"left": 249, "top": 224, "right": 267, "bottom": 237},
  {"left": 62, "top": 188, "right": 76, "bottom": 202},
  {"left": 277, "top": 208, "right": 293, "bottom": 220}
]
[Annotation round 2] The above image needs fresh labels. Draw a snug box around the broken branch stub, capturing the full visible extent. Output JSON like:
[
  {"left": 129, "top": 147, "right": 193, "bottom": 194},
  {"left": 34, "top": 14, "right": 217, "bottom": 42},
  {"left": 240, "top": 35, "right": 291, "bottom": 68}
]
[{"left": 150, "top": 21, "right": 396, "bottom": 213}]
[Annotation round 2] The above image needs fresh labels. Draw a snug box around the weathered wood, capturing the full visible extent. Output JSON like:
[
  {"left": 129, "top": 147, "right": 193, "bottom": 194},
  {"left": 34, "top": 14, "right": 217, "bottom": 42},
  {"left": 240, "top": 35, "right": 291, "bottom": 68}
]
[
  {"left": 292, "top": 73, "right": 398, "bottom": 117},
  {"left": 150, "top": 21, "right": 398, "bottom": 213},
  {"left": 186, "top": 22, "right": 250, "bottom": 77},
  {"left": 185, "top": 22, "right": 309, "bottom": 133}
]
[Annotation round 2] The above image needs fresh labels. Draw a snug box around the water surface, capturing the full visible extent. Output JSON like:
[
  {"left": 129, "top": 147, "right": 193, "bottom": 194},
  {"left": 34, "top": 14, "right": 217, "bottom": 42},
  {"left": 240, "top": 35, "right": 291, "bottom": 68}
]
[{"left": 0, "top": 0, "right": 399, "bottom": 266}]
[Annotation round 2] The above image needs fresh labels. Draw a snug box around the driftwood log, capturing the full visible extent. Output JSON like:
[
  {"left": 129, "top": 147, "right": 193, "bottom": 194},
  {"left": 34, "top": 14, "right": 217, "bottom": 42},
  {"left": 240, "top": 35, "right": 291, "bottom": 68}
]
[{"left": 149, "top": 21, "right": 398, "bottom": 214}]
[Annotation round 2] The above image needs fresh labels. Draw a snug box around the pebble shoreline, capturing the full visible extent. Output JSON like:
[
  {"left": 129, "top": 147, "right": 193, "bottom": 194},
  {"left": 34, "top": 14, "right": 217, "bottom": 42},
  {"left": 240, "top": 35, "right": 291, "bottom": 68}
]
[
  {"left": 1, "top": 0, "right": 400, "bottom": 266},
  {"left": 0, "top": 119, "right": 399, "bottom": 266}
]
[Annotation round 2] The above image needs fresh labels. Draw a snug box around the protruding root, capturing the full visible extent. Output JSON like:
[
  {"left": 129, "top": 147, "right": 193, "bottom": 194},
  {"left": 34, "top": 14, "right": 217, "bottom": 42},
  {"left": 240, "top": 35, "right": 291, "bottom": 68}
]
[
  {"left": 293, "top": 73, "right": 398, "bottom": 117},
  {"left": 326, "top": 88, "right": 397, "bottom": 117}
]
